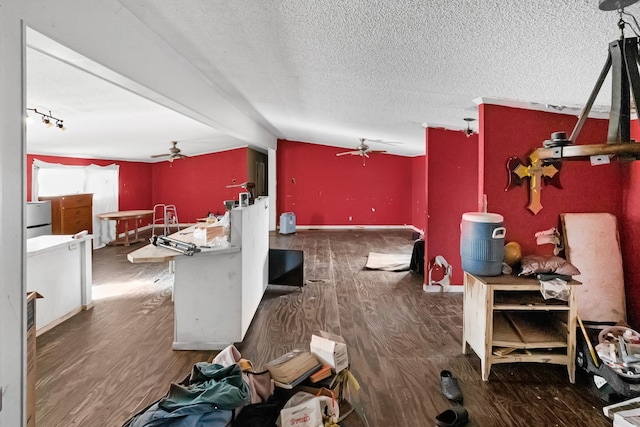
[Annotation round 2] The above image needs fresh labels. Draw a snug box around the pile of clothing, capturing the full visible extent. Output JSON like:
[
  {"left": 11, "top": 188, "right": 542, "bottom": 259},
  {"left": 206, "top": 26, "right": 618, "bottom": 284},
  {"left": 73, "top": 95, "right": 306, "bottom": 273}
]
[{"left": 123, "top": 345, "right": 277, "bottom": 427}]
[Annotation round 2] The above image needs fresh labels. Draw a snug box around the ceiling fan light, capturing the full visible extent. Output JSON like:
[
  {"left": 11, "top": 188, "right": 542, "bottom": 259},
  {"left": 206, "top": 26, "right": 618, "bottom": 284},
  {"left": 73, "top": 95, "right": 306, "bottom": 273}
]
[
  {"left": 462, "top": 117, "right": 476, "bottom": 137},
  {"left": 598, "top": 0, "right": 639, "bottom": 11}
]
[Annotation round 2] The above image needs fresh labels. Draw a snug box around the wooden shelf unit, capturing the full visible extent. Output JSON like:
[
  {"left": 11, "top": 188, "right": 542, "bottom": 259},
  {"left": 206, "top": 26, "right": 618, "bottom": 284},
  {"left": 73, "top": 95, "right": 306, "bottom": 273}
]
[
  {"left": 39, "top": 193, "right": 93, "bottom": 235},
  {"left": 462, "top": 272, "right": 580, "bottom": 382}
]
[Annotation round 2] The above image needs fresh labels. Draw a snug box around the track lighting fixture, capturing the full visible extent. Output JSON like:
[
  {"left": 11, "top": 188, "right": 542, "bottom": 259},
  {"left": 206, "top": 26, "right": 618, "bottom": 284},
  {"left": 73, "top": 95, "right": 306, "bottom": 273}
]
[
  {"left": 463, "top": 118, "right": 476, "bottom": 137},
  {"left": 26, "top": 108, "right": 66, "bottom": 131}
]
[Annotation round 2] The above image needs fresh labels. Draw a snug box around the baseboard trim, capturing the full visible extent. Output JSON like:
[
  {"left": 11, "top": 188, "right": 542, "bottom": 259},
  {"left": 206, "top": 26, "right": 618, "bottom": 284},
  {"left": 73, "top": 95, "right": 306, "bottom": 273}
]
[
  {"left": 172, "top": 341, "right": 232, "bottom": 351},
  {"left": 423, "top": 283, "right": 464, "bottom": 293},
  {"left": 293, "top": 225, "right": 414, "bottom": 230},
  {"left": 36, "top": 307, "right": 83, "bottom": 337}
]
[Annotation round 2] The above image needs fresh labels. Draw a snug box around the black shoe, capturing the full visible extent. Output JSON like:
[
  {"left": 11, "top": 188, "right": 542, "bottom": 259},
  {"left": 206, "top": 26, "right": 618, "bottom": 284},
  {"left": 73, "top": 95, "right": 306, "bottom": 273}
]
[
  {"left": 435, "top": 406, "right": 469, "bottom": 427},
  {"left": 440, "top": 370, "right": 463, "bottom": 403}
]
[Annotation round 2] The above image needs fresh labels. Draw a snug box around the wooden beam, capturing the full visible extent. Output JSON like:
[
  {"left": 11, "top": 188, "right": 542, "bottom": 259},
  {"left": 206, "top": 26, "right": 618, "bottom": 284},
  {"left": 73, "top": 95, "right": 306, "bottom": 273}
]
[{"left": 535, "top": 143, "right": 640, "bottom": 161}]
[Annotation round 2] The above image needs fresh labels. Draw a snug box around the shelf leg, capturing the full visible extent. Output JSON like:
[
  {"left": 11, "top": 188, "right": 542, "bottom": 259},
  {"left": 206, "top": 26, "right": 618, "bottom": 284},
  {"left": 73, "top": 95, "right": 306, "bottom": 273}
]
[
  {"left": 567, "top": 365, "right": 575, "bottom": 384},
  {"left": 481, "top": 360, "right": 491, "bottom": 382}
]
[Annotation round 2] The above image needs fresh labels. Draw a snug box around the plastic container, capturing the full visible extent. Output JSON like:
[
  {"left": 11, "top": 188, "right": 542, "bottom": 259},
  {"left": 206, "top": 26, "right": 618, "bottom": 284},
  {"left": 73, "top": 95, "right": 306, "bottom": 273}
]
[
  {"left": 279, "top": 212, "right": 296, "bottom": 234},
  {"left": 460, "top": 212, "right": 506, "bottom": 276}
]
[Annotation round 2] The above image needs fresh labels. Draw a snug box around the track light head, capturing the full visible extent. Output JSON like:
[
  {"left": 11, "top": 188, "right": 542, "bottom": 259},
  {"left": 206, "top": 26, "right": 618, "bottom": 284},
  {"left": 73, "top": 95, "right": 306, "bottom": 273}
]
[{"left": 27, "top": 108, "right": 67, "bottom": 130}]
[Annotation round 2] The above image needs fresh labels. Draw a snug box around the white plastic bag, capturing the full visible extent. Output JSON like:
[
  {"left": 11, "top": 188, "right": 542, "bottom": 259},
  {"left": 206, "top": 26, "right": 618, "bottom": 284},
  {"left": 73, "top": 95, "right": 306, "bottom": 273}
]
[
  {"left": 540, "top": 278, "right": 570, "bottom": 301},
  {"left": 279, "top": 398, "right": 322, "bottom": 427},
  {"left": 277, "top": 391, "right": 339, "bottom": 427}
]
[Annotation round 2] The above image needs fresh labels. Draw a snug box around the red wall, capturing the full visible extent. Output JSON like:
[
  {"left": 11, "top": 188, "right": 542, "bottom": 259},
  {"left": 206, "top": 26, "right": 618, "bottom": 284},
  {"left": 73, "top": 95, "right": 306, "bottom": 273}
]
[
  {"left": 425, "top": 127, "right": 479, "bottom": 285},
  {"left": 621, "top": 162, "right": 640, "bottom": 329},
  {"left": 150, "top": 147, "right": 248, "bottom": 222},
  {"left": 26, "top": 154, "right": 152, "bottom": 209},
  {"left": 621, "top": 121, "right": 640, "bottom": 328},
  {"left": 27, "top": 149, "right": 249, "bottom": 231},
  {"left": 276, "top": 139, "right": 412, "bottom": 226},
  {"left": 481, "top": 104, "right": 622, "bottom": 258},
  {"left": 411, "top": 155, "right": 426, "bottom": 231}
]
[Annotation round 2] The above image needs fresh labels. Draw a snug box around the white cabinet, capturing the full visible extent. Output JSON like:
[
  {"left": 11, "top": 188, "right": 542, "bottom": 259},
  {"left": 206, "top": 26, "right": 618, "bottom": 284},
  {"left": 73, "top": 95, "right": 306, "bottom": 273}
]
[
  {"left": 26, "top": 235, "right": 93, "bottom": 334},
  {"left": 172, "top": 198, "right": 269, "bottom": 350}
]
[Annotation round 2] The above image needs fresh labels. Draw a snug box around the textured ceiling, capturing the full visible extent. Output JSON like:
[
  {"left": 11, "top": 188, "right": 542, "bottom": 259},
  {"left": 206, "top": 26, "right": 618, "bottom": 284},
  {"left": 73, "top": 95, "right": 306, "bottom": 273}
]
[{"left": 26, "top": 0, "right": 640, "bottom": 161}]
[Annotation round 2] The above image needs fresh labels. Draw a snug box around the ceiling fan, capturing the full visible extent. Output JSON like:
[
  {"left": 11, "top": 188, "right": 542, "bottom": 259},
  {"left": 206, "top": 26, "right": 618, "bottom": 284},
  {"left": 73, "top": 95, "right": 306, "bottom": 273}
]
[
  {"left": 150, "top": 141, "right": 187, "bottom": 162},
  {"left": 336, "top": 138, "right": 392, "bottom": 158}
]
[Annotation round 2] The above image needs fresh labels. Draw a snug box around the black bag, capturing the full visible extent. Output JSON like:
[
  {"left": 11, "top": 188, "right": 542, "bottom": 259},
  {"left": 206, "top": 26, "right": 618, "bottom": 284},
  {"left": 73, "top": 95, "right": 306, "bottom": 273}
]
[
  {"left": 576, "top": 322, "right": 640, "bottom": 403},
  {"left": 232, "top": 393, "right": 288, "bottom": 427}
]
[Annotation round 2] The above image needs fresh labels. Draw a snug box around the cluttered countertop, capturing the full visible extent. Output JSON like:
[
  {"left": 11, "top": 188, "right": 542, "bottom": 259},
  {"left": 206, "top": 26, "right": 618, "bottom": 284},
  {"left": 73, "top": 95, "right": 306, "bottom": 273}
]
[{"left": 127, "top": 221, "right": 238, "bottom": 263}]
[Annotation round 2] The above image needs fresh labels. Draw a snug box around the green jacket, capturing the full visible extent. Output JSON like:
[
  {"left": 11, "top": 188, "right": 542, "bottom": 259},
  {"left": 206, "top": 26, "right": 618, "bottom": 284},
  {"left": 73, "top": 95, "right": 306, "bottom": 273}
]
[{"left": 160, "top": 362, "right": 249, "bottom": 411}]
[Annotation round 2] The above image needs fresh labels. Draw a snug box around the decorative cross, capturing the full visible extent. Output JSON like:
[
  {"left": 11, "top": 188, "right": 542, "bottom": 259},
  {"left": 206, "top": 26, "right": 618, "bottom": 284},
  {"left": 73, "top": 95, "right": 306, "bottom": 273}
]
[{"left": 505, "top": 150, "right": 562, "bottom": 215}]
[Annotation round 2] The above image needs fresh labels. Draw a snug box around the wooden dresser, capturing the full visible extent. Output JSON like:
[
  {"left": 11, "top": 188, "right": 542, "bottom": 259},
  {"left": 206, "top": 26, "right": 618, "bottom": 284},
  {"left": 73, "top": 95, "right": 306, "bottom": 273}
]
[
  {"left": 462, "top": 272, "right": 580, "bottom": 383},
  {"left": 38, "top": 193, "right": 93, "bottom": 235}
]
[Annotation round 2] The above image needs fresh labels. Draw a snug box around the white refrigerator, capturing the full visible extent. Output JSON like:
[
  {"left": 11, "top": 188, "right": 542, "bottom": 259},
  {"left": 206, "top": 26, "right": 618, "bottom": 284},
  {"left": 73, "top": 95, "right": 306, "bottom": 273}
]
[{"left": 26, "top": 201, "right": 52, "bottom": 238}]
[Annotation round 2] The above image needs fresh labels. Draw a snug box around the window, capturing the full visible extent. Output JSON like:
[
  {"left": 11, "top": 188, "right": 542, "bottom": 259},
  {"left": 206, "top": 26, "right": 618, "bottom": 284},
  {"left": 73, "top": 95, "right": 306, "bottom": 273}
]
[{"left": 32, "top": 159, "right": 119, "bottom": 248}]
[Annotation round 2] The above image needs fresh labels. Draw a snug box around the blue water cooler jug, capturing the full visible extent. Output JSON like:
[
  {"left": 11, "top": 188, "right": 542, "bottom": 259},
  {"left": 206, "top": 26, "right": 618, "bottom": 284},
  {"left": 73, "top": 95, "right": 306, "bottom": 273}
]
[{"left": 460, "top": 212, "right": 506, "bottom": 276}]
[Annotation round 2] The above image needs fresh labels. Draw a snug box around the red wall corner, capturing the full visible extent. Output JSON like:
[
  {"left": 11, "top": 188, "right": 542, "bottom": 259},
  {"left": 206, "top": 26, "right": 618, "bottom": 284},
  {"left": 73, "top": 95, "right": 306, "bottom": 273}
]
[{"left": 425, "top": 127, "right": 479, "bottom": 285}]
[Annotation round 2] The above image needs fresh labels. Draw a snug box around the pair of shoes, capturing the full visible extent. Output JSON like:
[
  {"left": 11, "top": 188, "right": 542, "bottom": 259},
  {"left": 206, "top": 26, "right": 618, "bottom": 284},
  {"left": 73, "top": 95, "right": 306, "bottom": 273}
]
[
  {"left": 440, "top": 370, "right": 463, "bottom": 402},
  {"left": 435, "top": 406, "right": 468, "bottom": 427}
]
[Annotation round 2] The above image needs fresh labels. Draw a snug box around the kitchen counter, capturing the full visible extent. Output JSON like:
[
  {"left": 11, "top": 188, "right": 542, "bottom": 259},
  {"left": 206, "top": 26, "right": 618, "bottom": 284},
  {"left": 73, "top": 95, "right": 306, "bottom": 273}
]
[
  {"left": 128, "top": 198, "right": 269, "bottom": 350},
  {"left": 27, "top": 234, "right": 93, "bottom": 334},
  {"left": 27, "top": 234, "right": 92, "bottom": 256}
]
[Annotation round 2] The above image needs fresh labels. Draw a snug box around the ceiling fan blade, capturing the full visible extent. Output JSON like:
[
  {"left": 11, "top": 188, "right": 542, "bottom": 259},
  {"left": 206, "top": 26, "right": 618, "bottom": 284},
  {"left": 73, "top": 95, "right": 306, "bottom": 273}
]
[
  {"left": 369, "top": 150, "right": 387, "bottom": 154},
  {"left": 366, "top": 138, "right": 403, "bottom": 146},
  {"left": 152, "top": 141, "right": 188, "bottom": 160},
  {"left": 336, "top": 151, "right": 361, "bottom": 156}
]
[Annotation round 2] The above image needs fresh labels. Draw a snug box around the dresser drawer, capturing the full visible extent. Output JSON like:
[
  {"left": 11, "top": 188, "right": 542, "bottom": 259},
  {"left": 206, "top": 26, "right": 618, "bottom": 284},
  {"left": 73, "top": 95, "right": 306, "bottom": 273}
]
[
  {"left": 59, "top": 194, "right": 92, "bottom": 208},
  {"left": 61, "top": 206, "right": 93, "bottom": 234}
]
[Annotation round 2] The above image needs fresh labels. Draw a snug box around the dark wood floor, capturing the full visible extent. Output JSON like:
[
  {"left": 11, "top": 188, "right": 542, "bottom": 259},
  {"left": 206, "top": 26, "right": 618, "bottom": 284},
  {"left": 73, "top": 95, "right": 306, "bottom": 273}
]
[{"left": 35, "top": 229, "right": 612, "bottom": 426}]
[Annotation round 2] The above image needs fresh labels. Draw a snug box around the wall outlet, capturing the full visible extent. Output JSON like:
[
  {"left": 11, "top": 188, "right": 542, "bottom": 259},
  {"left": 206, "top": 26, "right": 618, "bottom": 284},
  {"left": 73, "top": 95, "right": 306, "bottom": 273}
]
[{"left": 349, "top": 216, "right": 352, "bottom": 221}]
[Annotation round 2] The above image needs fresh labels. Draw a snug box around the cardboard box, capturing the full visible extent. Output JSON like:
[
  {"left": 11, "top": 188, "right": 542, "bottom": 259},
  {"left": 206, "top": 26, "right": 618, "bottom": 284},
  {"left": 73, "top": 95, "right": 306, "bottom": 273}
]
[
  {"left": 193, "top": 222, "right": 225, "bottom": 245},
  {"left": 310, "top": 331, "right": 349, "bottom": 373},
  {"left": 26, "top": 292, "right": 43, "bottom": 427}
]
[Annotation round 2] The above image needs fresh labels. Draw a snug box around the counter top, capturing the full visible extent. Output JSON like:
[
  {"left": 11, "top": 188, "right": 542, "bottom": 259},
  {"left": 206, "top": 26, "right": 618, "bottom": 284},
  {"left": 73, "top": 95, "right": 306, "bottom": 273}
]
[
  {"left": 127, "top": 225, "right": 237, "bottom": 263},
  {"left": 27, "top": 235, "right": 93, "bottom": 257}
]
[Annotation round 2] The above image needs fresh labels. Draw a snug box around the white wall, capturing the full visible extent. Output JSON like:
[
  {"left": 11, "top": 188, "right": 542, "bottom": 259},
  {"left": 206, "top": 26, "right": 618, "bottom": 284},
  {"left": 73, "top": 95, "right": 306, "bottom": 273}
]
[
  {"left": 1, "top": 5, "right": 27, "bottom": 426},
  {"left": 268, "top": 149, "right": 277, "bottom": 231},
  {"left": 1, "top": 1, "right": 280, "bottom": 425}
]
